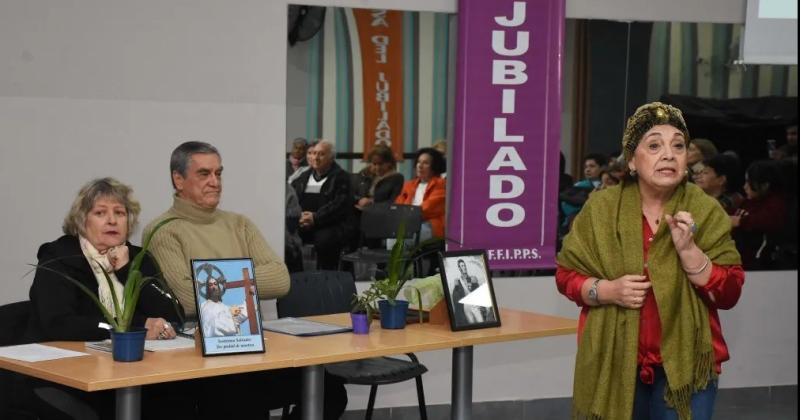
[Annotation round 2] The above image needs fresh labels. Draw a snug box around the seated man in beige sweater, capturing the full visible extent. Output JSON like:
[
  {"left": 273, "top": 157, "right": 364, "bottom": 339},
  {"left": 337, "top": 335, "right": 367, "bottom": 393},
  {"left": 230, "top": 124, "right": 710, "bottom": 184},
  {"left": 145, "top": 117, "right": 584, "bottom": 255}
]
[{"left": 145, "top": 141, "right": 347, "bottom": 419}]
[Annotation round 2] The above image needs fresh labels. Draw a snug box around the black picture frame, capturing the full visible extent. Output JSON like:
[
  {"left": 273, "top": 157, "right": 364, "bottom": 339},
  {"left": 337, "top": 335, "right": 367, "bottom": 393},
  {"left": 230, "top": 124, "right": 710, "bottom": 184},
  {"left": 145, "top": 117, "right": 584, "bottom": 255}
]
[
  {"left": 191, "top": 258, "right": 266, "bottom": 356},
  {"left": 438, "top": 250, "right": 501, "bottom": 331}
]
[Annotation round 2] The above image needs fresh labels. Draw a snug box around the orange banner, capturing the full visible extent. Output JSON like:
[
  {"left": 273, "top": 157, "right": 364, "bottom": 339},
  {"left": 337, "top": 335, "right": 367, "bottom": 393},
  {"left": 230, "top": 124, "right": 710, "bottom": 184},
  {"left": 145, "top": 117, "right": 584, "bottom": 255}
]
[{"left": 353, "top": 9, "right": 404, "bottom": 161}]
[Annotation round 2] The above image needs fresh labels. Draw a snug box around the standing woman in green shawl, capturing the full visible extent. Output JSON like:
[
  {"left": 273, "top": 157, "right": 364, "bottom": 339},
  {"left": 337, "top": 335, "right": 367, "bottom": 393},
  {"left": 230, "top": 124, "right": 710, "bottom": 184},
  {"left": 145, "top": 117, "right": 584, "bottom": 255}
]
[{"left": 556, "top": 102, "right": 744, "bottom": 420}]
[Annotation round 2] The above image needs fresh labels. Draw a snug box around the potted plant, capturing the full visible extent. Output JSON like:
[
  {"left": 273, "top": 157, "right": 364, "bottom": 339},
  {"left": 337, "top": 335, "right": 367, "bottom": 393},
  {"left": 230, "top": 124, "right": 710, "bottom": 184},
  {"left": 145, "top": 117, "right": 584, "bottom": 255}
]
[
  {"left": 350, "top": 287, "right": 379, "bottom": 334},
  {"left": 370, "top": 222, "right": 424, "bottom": 329},
  {"left": 33, "top": 217, "right": 179, "bottom": 361}
]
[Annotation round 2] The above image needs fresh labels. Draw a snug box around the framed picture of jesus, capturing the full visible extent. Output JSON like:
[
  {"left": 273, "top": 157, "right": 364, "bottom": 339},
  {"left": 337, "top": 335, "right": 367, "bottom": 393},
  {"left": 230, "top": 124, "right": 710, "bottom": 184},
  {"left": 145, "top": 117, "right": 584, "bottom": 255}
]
[{"left": 191, "top": 258, "right": 266, "bottom": 356}]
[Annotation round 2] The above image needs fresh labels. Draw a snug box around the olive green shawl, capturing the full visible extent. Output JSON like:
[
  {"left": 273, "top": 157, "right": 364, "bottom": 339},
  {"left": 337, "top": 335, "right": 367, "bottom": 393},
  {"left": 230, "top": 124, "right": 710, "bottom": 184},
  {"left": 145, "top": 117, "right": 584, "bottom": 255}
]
[{"left": 557, "top": 181, "right": 740, "bottom": 420}]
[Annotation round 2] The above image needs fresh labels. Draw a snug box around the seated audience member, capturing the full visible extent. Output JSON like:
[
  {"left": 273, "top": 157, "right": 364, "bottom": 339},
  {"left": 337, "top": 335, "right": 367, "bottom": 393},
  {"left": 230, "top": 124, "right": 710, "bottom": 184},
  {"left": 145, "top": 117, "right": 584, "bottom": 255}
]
[
  {"left": 595, "top": 166, "right": 621, "bottom": 191},
  {"left": 285, "top": 185, "right": 304, "bottom": 273},
  {"left": 607, "top": 154, "right": 627, "bottom": 181},
  {"left": 291, "top": 139, "right": 354, "bottom": 270},
  {"left": 26, "top": 177, "right": 190, "bottom": 419},
  {"left": 395, "top": 147, "right": 446, "bottom": 241},
  {"left": 694, "top": 154, "right": 744, "bottom": 215},
  {"left": 351, "top": 163, "right": 373, "bottom": 209},
  {"left": 558, "top": 152, "right": 574, "bottom": 194},
  {"left": 687, "top": 138, "right": 718, "bottom": 177},
  {"left": 146, "top": 141, "right": 347, "bottom": 419},
  {"left": 581, "top": 153, "right": 606, "bottom": 189},
  {"left": 773, "top": 124, "right": 797, "bottom": 161},
  {"left": 288, "top": 140, "right": 317, "bottom": 185},
  {"left": 559, "top": 153, "right": 606, "bottom": 229},
  {"left": 286, "top": 137, "right": 308, "bottom": 179},
  {"left": 769, "top": 158, "right": 798, "bottom": 268},
  {"left": 730, "top": 159, "right": 789, "bottom": 269},
  {"left": 355, "top": 143, "right": 404, "bottom": 210},
  {"left": 556, "top": 152, "right": 574, "bottom": 248}
]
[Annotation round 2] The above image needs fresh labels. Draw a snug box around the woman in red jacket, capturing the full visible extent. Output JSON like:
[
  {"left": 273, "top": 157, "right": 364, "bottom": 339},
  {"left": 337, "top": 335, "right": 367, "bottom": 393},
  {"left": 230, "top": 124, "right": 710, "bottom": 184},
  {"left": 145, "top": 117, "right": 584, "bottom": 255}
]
[
  {"left": 395, "top": 147, "right": 446, "bottom": 240},
  {"left": 556, "top": 103, "right": 743, "bottom": 420}
]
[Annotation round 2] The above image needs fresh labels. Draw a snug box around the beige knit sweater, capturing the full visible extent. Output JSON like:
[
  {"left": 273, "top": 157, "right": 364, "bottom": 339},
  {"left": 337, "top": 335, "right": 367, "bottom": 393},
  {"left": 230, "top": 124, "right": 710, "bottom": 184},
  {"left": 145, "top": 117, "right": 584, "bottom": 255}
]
[{"left": 144, "top": 196, "right": 290, "bottom": 317}]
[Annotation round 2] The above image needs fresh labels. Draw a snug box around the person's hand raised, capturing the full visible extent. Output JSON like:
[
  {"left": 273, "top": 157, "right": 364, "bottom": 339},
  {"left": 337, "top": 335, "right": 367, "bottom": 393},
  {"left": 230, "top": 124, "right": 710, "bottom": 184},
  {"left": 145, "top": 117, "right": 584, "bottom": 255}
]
[{"left": 665, "top": 211, "right": 697, "bottom": 253}]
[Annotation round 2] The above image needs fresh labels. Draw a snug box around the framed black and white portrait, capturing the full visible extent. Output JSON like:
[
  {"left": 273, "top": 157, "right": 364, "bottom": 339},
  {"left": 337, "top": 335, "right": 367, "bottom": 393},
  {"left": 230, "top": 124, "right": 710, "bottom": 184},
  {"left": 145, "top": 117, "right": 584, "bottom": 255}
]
[
  {"left": 438, "top": 250, "right": 501, "bottom": 331},
  {"left": 191, "top": 258, "right": 265, "bottom": 356}
]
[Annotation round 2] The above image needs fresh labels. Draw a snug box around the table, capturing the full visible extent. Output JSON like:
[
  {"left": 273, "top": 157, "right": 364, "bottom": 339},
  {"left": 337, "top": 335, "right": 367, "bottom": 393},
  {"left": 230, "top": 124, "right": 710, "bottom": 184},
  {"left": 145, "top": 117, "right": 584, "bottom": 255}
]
[{"left": 0, "top": 308, "right": 576, "bottom": 420}]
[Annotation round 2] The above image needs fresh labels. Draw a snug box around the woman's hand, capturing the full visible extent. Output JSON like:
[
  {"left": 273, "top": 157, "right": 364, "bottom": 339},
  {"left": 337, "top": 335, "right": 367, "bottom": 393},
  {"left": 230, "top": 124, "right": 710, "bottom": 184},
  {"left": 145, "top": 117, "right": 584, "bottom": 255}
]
[
  {"left": 601, "top": 275, "right": 651, "bottom": 309},
  {"left": 145, "top": 317, "right": 176, "bottom": 340},
  {"left": 107, "top": 245, "right": 129, "bottom": 271},
  {"left": 730, "top": 209, "right": 748, "bottom": 228},
  {"left": 356, "top": 197, "right": 373, "bottom": 209},
  {"left": 665, "top": 211, "right": 696, "bottom": 253}
]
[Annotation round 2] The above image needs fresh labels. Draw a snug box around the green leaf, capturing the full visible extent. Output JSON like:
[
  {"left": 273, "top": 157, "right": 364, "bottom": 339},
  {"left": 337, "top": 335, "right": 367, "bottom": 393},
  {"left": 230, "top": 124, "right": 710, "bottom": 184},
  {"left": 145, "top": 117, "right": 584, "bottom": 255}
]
[{"left": 94, "top": 260, "right": 122, "bottom": 320}]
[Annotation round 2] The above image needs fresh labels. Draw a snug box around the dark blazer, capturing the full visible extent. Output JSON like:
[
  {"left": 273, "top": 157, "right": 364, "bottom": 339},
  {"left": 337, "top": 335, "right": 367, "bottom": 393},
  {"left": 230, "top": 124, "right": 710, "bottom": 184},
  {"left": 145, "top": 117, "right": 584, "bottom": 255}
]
[
  {"left": 25, "top": 235, "right": 182, "bottom": 342},
  {"left": 291, "top": 161, "right": 354, "bottom": 230},
  {"left": 372, "top": 172, "right": 405, "bottom": 204},
  {"left": 452, "top": 283, "right": 469, "bottom": 326}
]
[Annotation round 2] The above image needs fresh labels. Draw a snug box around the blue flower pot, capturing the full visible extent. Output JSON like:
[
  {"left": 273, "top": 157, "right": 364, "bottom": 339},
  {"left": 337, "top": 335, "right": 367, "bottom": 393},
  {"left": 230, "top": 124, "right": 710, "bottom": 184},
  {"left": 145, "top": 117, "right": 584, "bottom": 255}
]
[
  {"left": 378, "top": 299, "right": 409, "bottom": 329},
  {"left": 350, "top": 312, "right": 371, "bottom": 335},
  {"left": 110, "top": 328, "right": 147, "bottom": 362}
]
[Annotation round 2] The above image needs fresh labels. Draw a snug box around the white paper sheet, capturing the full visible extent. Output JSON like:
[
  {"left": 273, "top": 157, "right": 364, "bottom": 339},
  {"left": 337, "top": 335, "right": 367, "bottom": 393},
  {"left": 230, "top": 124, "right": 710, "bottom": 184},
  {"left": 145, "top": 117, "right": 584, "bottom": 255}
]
[
  {"left": 0, "top": 344, "right": 89, "bottom": 362},
  {"left": 86, "top": 336, "right": 196, "bottom": 353}
]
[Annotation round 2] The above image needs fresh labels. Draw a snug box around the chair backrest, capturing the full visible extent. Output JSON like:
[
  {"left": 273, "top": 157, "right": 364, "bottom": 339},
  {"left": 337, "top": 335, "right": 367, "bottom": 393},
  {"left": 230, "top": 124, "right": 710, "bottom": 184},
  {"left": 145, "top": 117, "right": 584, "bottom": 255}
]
[
  {"left": 276, "top": 271, "right": 357, "bottom": 318},
  {"left": 0, "top": 301, "right": 31, "bottom": 347},
  {"left": 360, "top": 203, "right": 422, "bottom": 243}
]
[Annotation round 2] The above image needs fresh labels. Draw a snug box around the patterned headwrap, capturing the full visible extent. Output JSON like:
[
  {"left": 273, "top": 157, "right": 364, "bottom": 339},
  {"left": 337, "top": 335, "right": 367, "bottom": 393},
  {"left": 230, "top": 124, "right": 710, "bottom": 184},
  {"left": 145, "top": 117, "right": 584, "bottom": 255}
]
[{"left": 622, "top": 102, "right": 690, "bottom": 162}]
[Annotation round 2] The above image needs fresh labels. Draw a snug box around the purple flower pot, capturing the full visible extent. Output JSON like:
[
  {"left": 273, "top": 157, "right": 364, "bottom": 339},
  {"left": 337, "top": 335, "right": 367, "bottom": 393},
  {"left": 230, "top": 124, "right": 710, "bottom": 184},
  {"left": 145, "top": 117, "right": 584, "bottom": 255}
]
[{"left": 350, "top": 312, "right": 371, "bottom": 334}]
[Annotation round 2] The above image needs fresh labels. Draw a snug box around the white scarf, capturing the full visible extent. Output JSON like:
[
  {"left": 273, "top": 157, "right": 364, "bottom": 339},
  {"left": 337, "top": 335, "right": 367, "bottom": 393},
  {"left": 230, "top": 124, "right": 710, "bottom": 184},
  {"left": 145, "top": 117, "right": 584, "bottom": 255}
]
[{"left": 79, "top": 236, "right": 126, "bottom": 317}]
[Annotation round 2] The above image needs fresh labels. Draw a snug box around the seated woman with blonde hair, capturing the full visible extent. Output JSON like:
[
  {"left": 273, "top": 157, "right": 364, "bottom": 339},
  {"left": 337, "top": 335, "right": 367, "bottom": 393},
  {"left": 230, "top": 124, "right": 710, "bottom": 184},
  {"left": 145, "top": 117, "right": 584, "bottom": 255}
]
[{"left": 24, "top": 177, "right": 192, "bottom": 419}]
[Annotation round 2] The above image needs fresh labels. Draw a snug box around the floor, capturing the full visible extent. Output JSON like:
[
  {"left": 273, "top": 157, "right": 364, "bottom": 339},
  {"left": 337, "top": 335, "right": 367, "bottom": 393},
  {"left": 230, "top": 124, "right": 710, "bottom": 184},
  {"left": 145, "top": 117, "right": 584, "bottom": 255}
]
[{"left": 307, "top": 385, "right": 797, "bottom": 420}]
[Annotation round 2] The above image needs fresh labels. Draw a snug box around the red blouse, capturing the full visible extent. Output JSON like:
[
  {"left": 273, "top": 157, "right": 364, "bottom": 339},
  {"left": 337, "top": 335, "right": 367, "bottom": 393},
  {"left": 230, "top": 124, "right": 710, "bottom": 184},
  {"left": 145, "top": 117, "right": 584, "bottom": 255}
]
[{"left": 556, "top": 216, "right": 745, "bottom": 384}]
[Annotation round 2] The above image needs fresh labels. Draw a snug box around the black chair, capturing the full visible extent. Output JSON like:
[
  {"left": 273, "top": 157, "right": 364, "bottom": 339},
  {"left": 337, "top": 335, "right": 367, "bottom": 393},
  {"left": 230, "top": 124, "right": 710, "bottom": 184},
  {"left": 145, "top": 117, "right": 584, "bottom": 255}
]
[
  {"left": 341, "top": 203, "right": 423, "bottom": 281},
  {"left": 0, "top": 301, "right": 39, "bottom": 420},
  {"left": 276, "top": 271, "right": 428, "bottom": 420}
]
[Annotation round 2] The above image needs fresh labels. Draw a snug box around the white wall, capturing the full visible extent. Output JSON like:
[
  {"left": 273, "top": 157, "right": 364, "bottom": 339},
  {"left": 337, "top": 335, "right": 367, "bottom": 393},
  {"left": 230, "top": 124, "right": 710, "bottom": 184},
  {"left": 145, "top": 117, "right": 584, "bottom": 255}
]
[
  {"left": 0, "top": 0, "right": 793, "bottom": 413},
  {"left": 286, "top": 37, "right": 312, "bottom": 144},
  {"left": 0, "top": 0, "right": 289, "bottom": 303}
]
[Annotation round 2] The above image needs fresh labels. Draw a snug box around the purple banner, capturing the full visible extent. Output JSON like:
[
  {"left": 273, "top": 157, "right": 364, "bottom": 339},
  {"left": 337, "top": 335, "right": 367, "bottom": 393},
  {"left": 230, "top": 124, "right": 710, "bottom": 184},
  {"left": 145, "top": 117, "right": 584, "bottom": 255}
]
[{"left": 447, "top": 0, "right": 564, "bottom": 270}]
